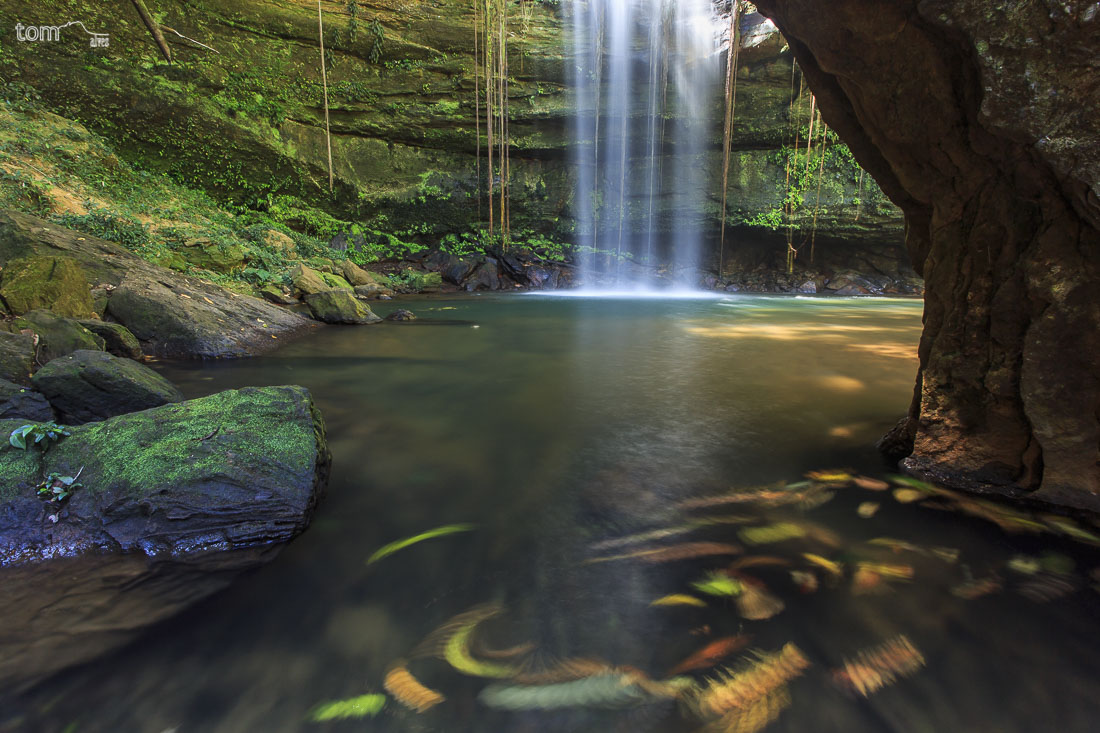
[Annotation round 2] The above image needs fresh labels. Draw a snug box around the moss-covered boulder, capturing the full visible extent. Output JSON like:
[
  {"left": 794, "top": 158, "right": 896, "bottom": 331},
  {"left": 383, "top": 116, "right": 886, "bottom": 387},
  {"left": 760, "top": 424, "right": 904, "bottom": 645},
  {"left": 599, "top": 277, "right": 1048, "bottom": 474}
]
[
  {"left": 340, "top": 260, "right": 384, "bottom": 287},
  {"left": 77, "top": 320, "right": 143, "bottom": 360},
  {"left": 303, "top": 290, "right": 382, "bottom": 324},
  {"left": 320, "top": 272, "right": 354, "bottom": 290},
  {"left": 353, "top": 283, "right": 396, "bottom": 298},
  {"left": 259, "top": 283, "right": 298, "bottom": 305},
  {"left": 0, "top": 385, "right": 331, "bottom": 694},
  {"left": 31, "top": 350, "right": 183, "bottom": 425},
  {"left": 290, "top": 263, "right": 330, "bottom": 296},
  {"left": 12, "top": 310, "right": 105, "bottom": 363},
  {"left": 0, "top": 256, "right": 95, "bottom": 318},
  {"left": 0, "top": 331, "right": 35, "bottom": 385},
  {"left": 0, "top": 378, "right": 54, "bottom": 422},
  {"left": 178, "top": 241, "right": 247, "bottom": 272}
]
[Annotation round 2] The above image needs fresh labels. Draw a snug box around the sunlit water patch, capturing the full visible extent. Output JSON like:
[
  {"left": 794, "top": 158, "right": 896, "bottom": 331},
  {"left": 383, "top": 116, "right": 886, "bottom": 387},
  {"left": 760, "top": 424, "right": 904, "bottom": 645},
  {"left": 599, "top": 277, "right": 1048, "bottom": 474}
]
[{"left": 6, "top": 294, "right": 1100, "bottom": 733}]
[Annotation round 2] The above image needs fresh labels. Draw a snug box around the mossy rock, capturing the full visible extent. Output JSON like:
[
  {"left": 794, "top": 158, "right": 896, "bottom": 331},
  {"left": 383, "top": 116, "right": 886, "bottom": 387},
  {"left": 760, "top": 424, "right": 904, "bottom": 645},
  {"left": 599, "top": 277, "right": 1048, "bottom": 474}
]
[
  {"left": 290, "top": 264, "right": 330, "bottom": 296},
  {"left": 0, "top": 378, "right": 54, "bottom": 422},
  {"left": 303, "top": 290, "right": 382, "bottom": 324},
  {"left": 151, "top": 251, "right": 189, "bottom": 272},
  {"left": 319, "top": 272, "right": 354, "bottom": 291},
  {"left": 12, "top": 310, "right": 105, "bottom": 363},
  {"left": 77, "top": 320, "right": 143, "bottom": 360},
  {"left": 179, "top": 242, "right": 247, "bottom": 272},
  {"left": 0, "top": 331, "right": 35, "bottom": 385},
  {"left": 340, "top": 260, "right": 383, "bottom": 287},
  {"left": 32, "top": 350, "right": 183, "bottom": 425},
  {"left": 0, "top": 256, "right": 95, "bottom": 318},
  {"left": 259, "top": 284, "right": 298, "bottom": 305}
]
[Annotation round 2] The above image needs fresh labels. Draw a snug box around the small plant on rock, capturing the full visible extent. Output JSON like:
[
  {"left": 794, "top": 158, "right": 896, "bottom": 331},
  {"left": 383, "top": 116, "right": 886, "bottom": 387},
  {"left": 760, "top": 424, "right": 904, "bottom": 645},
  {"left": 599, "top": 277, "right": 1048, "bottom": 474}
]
[
  {"left": 8, "top": 421, "right": 70, "bottom": 451},
  {"left": 37, "top": 470, "right": 83, "bottom": 503}
]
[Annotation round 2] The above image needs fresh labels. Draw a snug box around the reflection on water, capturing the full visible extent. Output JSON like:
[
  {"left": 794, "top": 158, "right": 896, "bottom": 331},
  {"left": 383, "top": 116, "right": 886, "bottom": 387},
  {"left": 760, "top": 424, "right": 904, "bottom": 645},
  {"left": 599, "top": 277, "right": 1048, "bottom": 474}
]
[{"left": 6, "top": 294, "right": 1100, "bottom": 733}]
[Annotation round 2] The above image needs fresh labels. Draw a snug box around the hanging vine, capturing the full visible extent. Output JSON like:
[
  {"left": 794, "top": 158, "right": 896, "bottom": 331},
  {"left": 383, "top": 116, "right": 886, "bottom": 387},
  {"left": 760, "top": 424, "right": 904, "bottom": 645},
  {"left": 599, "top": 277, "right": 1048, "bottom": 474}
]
[
  {"left": 476, "top": 0, "right": 511, "bottom": 246},
  {"left": 718, "top": 0, "right": 744, "bottom": 277}
]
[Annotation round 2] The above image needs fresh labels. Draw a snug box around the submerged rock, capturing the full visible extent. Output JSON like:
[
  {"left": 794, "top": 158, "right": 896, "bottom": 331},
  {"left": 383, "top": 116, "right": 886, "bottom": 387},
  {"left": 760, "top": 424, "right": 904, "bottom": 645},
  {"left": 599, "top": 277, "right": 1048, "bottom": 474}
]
[
  {"left": 31, "top": 350, "right": 184, "bottom": 424},
  {"left": 0, "top": 211, "right": 316, "bottom": 358},
  {"left": 0, "top": 385, "right": 331, "bottom": 695},
  {"left": 0, "top": 378, "right": 54, "bottom": 421},
  {"left": 303, "top": 289, "right": 382, "bottom": 324},
  {"left": 385, "top": 309, "right": 417, "bottom": 322}
]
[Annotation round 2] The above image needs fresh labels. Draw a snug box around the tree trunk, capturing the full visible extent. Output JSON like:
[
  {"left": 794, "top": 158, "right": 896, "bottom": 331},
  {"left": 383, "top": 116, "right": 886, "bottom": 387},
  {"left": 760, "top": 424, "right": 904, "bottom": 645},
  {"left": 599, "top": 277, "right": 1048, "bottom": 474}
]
[{"left": 754, "top": 0, "right": 1100, "bottom": 510}]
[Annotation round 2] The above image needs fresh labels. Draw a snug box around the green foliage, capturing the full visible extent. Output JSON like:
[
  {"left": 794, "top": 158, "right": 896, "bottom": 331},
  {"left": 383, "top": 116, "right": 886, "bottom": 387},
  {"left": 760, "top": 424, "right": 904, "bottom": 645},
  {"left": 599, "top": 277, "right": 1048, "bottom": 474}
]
[
  {"left": 54, "top": 208, "right": 152, "bottom": 249},
  {"left": 308, "top": 694, "right": 386, "bottom": 722},
  {"left": 9, "top": 421, "right": 71, "bottom": 451},
  {"left": 36, "top": 471, "right": 83, "bottom": 502},
  {"left": 366, "top": 523, "right": 475, "bottom": 565}
]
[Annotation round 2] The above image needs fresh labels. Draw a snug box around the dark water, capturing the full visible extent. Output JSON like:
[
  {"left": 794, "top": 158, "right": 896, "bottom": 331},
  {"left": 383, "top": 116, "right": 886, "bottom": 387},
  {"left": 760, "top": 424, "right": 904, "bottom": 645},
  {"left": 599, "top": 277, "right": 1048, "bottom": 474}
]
[{"left": 8, "top": 294, "right": 1100, "bottom": 732}]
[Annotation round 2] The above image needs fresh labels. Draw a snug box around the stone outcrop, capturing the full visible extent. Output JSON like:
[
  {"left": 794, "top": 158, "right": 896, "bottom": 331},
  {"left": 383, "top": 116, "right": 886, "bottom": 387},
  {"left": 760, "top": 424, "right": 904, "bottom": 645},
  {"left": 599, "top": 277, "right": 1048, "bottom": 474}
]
[
  {"left": 0, "top": 385, "right": 331, "bottom": 695},
  {"left": 303, "top": 289, "right": 382, "bottom": 324},
  {"left": 754, "top": 0, "right": 1100, "bottom": 509},
  {"left": 0, "top": 211, "right": 317, "bottom": 358}
]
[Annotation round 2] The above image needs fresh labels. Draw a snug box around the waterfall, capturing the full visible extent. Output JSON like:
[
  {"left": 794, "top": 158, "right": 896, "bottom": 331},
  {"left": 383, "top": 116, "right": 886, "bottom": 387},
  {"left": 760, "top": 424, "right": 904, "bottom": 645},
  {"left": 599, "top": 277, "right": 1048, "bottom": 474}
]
[{"left": 567, "top": 0, "right": 721, "bottom": 290}]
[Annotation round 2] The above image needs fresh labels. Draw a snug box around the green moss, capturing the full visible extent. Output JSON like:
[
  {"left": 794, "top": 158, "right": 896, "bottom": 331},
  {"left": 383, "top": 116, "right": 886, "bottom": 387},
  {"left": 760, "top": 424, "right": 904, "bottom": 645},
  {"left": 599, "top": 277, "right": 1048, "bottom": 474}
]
[{"left": 0, "top": 256, "right": 95, "bottom": 317}]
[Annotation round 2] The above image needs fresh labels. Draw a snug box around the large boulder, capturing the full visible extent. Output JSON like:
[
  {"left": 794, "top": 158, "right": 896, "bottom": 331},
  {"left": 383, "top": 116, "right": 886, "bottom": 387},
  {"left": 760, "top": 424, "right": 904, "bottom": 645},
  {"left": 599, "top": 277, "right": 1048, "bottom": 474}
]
[
  {"left": 0, "top": 255, "right": 95, "bottom": 318},
  {"left": 12, "top": 310, "right": 105, "bottom": 363},
  {"left": 178, "top": 240, "right": 246, "bottom": 272},
  {"left": 320, "top": 272, "right": 354, "bottom": 290},
  {"left": 290, "top": 263, "right": 330, "bottom": 296},
  {"left": 0, "top": 331, "right": 35, "bottom": 385},
  {"left": 303, "top": 289, "right": 382, "bottom": 324},
  {"left": 340, "top": 260, "right": 384, "bottom": 287},
  {"left": 0, "top": 385, "right": 331, "bottom": 694},
  {"left": 0, "top": 378, "right": 54, "bottom": 421},
  {"left": 31, "top": 350, "right": 184, "bottom": 424},
  {"left": 0, "top": 212, "right": 316, "bottom": 358},
  {"left": 77, "top": 319, "right": 143, "bottom": 360}
]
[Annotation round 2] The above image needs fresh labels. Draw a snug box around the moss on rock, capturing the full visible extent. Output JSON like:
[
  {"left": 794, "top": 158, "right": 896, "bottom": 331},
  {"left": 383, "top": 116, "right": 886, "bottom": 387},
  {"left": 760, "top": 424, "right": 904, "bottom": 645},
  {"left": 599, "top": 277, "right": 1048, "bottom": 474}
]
[{"left": 0, "top": 256, "right": 95, "bottom": 318}]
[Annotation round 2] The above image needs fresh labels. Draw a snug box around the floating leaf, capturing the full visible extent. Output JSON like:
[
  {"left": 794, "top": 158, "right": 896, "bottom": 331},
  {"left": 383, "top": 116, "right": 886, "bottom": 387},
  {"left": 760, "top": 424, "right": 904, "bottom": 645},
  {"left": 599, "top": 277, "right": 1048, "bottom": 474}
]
[
  {"left": 383, "top": 665, "right": 444, "bottom": 712},
  {"left": 590, "top": 524, "right": 699, "bottom": 551},
  {"left": 701, "top": 685, "right": 791, "bottom": 733},
  {"left": 951, "top": 575, "right": 1002, "bottom": 599},
  {"left": 889, "top": 475, "right": 939, "bottom": 493},
  {"left": 853, "top": 476, "right": 890, "bottom": 491},
  {"left": 892, "top": 489, "right": 927, "bottom": 504},
  {"left": 691, "top": 571, "right": 743, "bottom": 597},
  {"left": 857, "top": 562, "right": 914, "bottom": 580},
  {"left": 805, "top": 470, "right": 852, "bottom": 482},
  {"left": 1018, "top": 572, "right": 1077, "bottom": 602},
  {"left": 1007, "top": 555, "right": 1042, "bottom": 575},
  {"left": 729, "top": 556, "right": 792, "bottom": 571},
  {"left": 790, "top": 570, "right": 818, "bottom": 593},
  {"left": 735, "top": 583, "right": 785, "bottom": 620},
  {"left": 587, "top": 542, "right": 742, "bottom": 564},
  {"left": 668, "top": 635, "right": 754, "bottom": 676},
  {"left": 1041, "top": 515, "right": 1100, "bottom": 546},
  {"left": 857, "top": 502, "right": 880, "bottom": 518},
  {"left": 444, "top": 619, "right": 517, "bottom": 678},
  {"left": 738, "top": 523, "right": 807, "bottom": 546},
  {"left": 691, "top": 643, "right": 810, "bottom": 719},
  {"left": 309, "top": 693, "right": 386, "bottom": 721},
  {"left": 832, "top": 635, "right": 925, "bottom": 697},
  {"left": 366, "top": 523, "right": 475, "bottom": 565},
  {"left": 480, "top": 672, "right": 692, "bottom": 711},
  {"left": 802, "top": 553, "right": 843, "bottom": 578},
  {"left": 651, "top": 594, "right": 708, "bottom": 608},
  {"left": 851, "top": 566, "right": 885, "bottom": 595},
  {"left": 515, "top": 658, "right": 614, "bottom": 685}
]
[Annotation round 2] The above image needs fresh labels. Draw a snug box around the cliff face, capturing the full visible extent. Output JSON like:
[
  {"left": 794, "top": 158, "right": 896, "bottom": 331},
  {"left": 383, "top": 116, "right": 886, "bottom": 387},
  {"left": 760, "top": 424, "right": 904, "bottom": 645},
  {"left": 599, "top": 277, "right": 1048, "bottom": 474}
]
[
  {"left": 0, "top": 0, "right": 903, "bottom": 266},
  {"left": 754, "top": 0, "right": 1100, "bottom": 509}
]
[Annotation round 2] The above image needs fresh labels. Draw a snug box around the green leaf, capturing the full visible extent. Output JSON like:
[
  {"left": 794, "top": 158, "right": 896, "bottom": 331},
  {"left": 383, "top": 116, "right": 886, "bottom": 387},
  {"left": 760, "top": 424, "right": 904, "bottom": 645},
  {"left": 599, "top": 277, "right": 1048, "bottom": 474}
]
[
  {"left": 308, "top": 694, "right": 386, "bottom": 722},
  {"left": 9, "top": 429, "right": 27, "bottom": 450},
  {"left": 366, "top": 523, "right": 475, "bottom": 565}
]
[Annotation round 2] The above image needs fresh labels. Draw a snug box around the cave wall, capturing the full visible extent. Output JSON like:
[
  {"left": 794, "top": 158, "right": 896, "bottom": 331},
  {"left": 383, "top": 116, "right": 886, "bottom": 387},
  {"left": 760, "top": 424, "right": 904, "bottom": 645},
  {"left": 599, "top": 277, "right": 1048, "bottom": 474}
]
[
  {"left": 753, "top": 0, "right": 1100, "bottom": 509},
  {"left": 0, "top": 0, "right": 903, "bottom": 262}
]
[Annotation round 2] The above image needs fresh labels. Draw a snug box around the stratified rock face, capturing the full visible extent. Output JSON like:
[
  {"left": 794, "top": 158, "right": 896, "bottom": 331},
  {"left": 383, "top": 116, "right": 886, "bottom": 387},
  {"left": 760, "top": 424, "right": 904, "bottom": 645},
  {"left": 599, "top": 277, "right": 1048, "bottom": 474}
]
[
  {"left": 0, "top": 211, "right": 317, "bottom": 358},
  {"left": 31, "top": 350, "right": 184, "bottom": 425},
  {"left": 754, "top": 1, "right": 1100, "bottom": 509}
]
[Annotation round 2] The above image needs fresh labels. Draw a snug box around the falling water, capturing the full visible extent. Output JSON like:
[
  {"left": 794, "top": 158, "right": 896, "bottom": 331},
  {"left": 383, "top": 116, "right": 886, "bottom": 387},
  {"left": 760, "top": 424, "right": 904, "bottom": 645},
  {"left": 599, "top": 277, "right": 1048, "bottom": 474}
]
[{"left": 568, "top": 0, "right": 722, "bottom": 290}]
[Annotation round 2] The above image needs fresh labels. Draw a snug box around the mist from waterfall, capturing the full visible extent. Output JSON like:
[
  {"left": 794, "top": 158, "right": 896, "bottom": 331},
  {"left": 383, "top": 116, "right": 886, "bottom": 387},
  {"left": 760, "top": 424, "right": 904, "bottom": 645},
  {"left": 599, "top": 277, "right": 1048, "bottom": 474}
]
[{"left": 567, "top": 0, "right": 721, "bottom": 290}]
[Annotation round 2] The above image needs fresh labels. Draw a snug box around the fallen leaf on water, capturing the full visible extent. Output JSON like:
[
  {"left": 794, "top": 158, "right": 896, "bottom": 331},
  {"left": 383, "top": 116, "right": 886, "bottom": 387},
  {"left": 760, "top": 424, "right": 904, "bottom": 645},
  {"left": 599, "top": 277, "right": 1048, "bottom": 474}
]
[
  {"left": 729, "top": 556, "right": 792, "bottom": 571},
  {"left": 851, "top": 566, "right": 885, "bottom": 595},
  {"left": 308, "top": 693, "right": 386, "bottom": 721},
  {"left": 587, "top": 542, "right": 742, "bottom": 564},
  {"left": 805, "top": 470, "right": 852, "bottom": 482},
  {"left": 951, "top": 575, "right": 1002, "bottom": 599},
  {"left": 590, "top": 524, "right": 698, "bottom": 551},
  {"left": 1041, "top": 515, "right": 1100, "bottom": 546},
  {"left": 858, "top": 562, "right": 914, "bottom": 580},
  {"left": 790, "top": 570, "right": 818, "bottom": 593},
  {"left": 1007, "top": 555, "right": 1042, "bottom": 575},
  {"left": 702, "top": 685, "right": 791, "bottom": 733},
  {"left": 1018, "top": 572, "right": 1077, "bottom": 602},
  {"left": 691, "top": 571, "right": 743, "bottom": 597},
  {"left": 479, "top": 671, "right": 692, "bottom": 711},
  {"left": 651, "top": 594, "right": 708, "bottom": 608},
  {"left": 803, "top": 553, "right": 843, "bottom": 578},
  {"left": 691, "top": 643, "right": 810, "bottom": 719},
  {"left": 738, "top": 523, "right": 807, "bottom": 546},
  {"left": 668, "top": 635, "right": 754, "bottom": 676},
  {"left": 383, "top": 665, "right": 444, "bottom": 713},
  {"left": 366, "top": 523, "right": 475, "bottom": 565},
  {"left": 832, "top": 635, "right": 925, "bottom": 697},
  {"left": 736, "top": 583, "right": 785, "bottom": 620},
  {"left": 857, "top": 502, "right": 880, "bottom": 518},
  {"left": 892, "top": 489, "right": 927, "bottom": 504},
  {"left": 853, "top": 476, "right": 890, "bottom": 491},
  {"left": 514, "top": 658, "right": 614, "bottom": 685}
]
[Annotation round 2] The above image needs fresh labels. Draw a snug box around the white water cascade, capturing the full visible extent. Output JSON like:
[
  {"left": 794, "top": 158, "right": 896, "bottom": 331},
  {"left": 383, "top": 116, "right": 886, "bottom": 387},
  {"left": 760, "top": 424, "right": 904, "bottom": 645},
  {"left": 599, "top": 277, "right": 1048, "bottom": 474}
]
[{"left": 567, "top": 0, "right": 722, "bottom": 289}]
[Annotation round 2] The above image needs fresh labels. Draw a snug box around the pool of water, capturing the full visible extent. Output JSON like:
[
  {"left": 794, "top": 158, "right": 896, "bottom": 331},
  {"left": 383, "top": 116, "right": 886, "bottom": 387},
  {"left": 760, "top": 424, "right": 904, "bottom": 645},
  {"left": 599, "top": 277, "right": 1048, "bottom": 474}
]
[{"left": 8, "top": 294, "right": 1100, "bottom": 732}]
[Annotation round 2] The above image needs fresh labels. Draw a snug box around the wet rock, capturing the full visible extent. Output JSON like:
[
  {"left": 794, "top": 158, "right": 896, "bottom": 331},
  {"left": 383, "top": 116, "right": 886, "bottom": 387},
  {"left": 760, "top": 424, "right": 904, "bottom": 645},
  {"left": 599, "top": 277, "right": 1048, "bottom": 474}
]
[
  {"left": 12, "top": 310, "right": 104, "bottom": 363},
  {"left": 290, "top": 263, "right": 330, "bottom": 296},
  {"left": 385, "top": 309, "right": 417, "bottom": 322},
  {"left": 353, "top": 282, "right": 395, "bottom": 299},
  {"left": 0, "top": 255, "right": 95, "bottom": 318},
  {"left": 303, "top": 290, "right": 382, "bottom": 324},
  {"left": 465, "top": 259, "right": 501, "bottom": 291},
  {"left": 0, "top": 385, "right": 331, "bottom": 694},
  {"left": 437, "top": 254, "right": 478, "bottom": 285},
  {"left": 0, "top": 378, "right": 54, "bottom": 421},
  {"left": 0, "top": 212, "right": 315, "bottom": 358},
  {"left": 0, "top": 331, "right": 35, "bottom": 385},
  {"left": 77, "top": 319, "right": 142, "bottom": 360},
  {"left": 31, "top": 350, "right": 184, "bottom": 424},
  {"left": 797, "top": 280, "right": 817, "bottom": 294}
]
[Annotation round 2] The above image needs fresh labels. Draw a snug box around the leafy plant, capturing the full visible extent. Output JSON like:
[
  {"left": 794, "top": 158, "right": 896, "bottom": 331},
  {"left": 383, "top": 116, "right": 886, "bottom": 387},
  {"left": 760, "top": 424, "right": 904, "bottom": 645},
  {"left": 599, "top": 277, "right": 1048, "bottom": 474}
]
[
  {"left": 36, "top": 470, "right": 83, "bottom": 502},
  {"left": 9, "top": 421, "right": 70, "bottom": 451}
]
